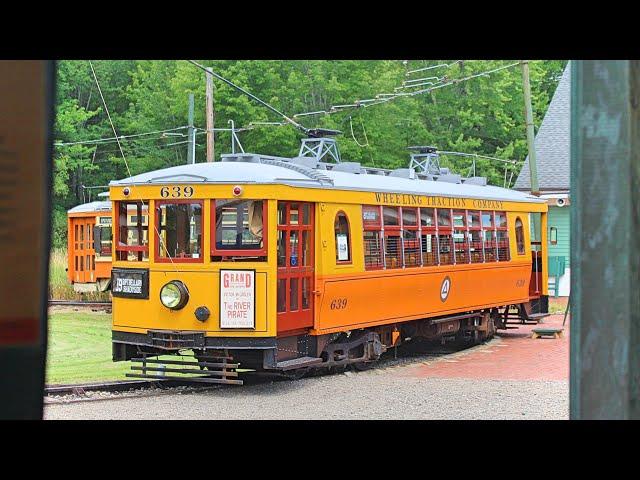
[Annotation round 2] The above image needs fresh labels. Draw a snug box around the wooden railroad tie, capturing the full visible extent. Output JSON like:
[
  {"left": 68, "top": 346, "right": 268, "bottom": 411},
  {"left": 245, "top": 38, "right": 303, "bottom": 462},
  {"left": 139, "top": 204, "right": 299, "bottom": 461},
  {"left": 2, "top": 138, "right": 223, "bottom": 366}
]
[{"left": 531, "top": 328, "right": 564, "bottom": 340}]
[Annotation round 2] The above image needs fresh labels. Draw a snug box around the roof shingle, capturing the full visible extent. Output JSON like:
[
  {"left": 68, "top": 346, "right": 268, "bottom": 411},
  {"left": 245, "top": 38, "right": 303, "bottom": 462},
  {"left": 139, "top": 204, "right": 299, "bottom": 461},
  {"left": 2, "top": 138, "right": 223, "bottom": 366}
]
[{"left": 514, "top": 62, "right": 570, "bottom": 191}]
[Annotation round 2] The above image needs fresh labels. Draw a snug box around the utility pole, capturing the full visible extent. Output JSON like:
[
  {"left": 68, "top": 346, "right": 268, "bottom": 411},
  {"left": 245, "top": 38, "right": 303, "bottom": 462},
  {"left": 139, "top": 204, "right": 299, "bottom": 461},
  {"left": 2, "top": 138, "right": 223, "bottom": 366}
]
[
  {"left": 206, "top": 68, "right": 215, "bottom": 162},
  {"left": 521, "top": 60, "right": 540, "bottom": 196},
  {"left": 187, "top": 93, "right": 195, "bottom": 164}
]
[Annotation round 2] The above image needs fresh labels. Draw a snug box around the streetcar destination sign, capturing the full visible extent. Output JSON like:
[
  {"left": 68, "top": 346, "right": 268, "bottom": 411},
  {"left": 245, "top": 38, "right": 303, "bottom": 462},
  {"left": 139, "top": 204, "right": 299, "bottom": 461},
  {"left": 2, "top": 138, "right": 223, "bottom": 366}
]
[{"left": 111, "top": 268, "right": 149, "bottom": 299}]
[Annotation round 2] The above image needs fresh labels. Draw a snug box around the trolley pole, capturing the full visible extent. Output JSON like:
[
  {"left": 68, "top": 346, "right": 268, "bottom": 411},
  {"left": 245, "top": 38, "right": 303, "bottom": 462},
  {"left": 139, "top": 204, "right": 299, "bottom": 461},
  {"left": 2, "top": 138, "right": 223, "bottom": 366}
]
[
  {"left": 521, "top": 60, "right": 540, "bottom": 196},
  {"left": 206, "top": 68, "right": 215, "bottom": 162},
  {"left": 187, "top": 93, "right": 195, "bottom": 165}
]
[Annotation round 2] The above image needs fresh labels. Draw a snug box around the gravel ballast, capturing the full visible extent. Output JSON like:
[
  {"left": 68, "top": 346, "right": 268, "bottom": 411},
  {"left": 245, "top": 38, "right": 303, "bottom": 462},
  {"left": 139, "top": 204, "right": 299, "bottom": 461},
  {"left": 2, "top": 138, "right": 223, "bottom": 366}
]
[{"left": 44, "top": 365, "right": 568, "bottom": 420}]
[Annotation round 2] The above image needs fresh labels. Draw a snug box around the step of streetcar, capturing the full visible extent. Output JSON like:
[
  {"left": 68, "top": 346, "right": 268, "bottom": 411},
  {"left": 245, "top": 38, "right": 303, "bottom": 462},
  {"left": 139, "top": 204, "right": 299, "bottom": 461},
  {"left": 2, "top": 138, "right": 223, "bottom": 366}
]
[
  {"left": 526, "top": 313, "right": 550, "bottom": 321},
  {"left": 275, "top": 356, "right": 323, "bottom": 371},
  {"left": 128, "top": 356, "right": 243, "bottom": 385}
]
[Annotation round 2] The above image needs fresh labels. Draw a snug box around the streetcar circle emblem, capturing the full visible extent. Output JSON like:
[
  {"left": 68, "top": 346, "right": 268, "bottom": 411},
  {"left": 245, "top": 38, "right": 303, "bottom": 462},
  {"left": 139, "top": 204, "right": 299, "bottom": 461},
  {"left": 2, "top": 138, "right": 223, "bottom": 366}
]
[{"left": 440, "top": 276, "right": 451, "bottom": 302}]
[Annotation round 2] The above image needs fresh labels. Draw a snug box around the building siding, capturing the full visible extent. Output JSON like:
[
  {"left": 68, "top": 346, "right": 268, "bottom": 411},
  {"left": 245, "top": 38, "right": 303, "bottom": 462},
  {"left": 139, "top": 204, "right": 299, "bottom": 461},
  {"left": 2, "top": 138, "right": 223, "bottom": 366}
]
[{"left": 548, "top": 205, "right": 570, "bottom": 267}]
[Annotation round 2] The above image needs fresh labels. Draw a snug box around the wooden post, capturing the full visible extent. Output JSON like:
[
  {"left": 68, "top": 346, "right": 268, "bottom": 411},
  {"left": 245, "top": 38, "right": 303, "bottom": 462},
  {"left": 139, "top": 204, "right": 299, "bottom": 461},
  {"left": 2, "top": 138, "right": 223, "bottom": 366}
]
[
  {"left": 570, "top": 60, "right": 640, "bottom": 419},
  {"left": 206, "top": 68, "right": 215, "bottom": 162},
  {"left": 187, "top": 93, "right": 195, "bottom": 165},
  {"left": 521, "top": 60, "right": 540, "bottom": 196}
]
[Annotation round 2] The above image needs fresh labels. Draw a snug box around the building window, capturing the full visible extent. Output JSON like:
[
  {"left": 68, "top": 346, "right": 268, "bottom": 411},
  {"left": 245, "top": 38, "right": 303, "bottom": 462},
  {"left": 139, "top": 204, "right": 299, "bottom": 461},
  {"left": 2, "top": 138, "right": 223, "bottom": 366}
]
[
  {"left": 550, "top": 227, "right": 558, "bottom": 245},
  {"left": 212, "top": 199, "right": 266, "bottom": 257},
  {"left": 157, "top": 201, "right": 203, "bottom": 262},
  {"left": 334, "top": 212, "right": 351, "bottom": 263},
  {"left": 116, "top": 201, "right": 149, "bottom": 262},
  {"left": 515, "top": 217, "right": 526, "bottom": 255}
]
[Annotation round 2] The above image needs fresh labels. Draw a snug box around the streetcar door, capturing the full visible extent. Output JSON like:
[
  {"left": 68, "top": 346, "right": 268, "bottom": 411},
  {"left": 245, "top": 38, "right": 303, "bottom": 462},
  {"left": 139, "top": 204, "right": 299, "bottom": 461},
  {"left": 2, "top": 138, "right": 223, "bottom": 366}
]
[
  {"left": 71, "top": 217, "right": 95, "bottom": 283},
  {"left": 276, "top": 202, "right": 314, "bottom": 334}
]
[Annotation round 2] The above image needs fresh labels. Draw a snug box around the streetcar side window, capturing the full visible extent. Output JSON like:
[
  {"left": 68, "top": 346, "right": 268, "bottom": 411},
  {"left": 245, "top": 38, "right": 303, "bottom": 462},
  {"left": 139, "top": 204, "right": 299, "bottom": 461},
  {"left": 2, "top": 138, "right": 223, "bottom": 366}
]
[
  {"left": 495, "top": 211, "right": 510, "bottom": 261},
  {"left": 362, "top": 206, "right": 383, "bottom": 270},
  {"left": 156, "top": 201, "right": 203, "bottom": 262},
  {"left": 402, "top": 208, "right": 420, "bottom": 268},
  {"left": 334, "top": 212, "right": 351, "bottom": 263},
  {"left": 212, "top": 199, "right": 267, "bottom": 260},
  {"left": 116, "top": 201, "right": 149, "bottom": 262},
  {"left": 515, "top": 217, "right": 526, "bottom": 255},
  {"left": 420, "top": 208, "right": 438, "bottom": 266}
]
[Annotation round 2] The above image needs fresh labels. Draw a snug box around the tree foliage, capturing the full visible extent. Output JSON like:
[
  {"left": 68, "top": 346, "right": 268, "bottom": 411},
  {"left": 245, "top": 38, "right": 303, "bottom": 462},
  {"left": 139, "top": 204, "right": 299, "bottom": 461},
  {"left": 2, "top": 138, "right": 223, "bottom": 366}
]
[{"left": 53, "top": 59, "right": 567, "bottom": 246}]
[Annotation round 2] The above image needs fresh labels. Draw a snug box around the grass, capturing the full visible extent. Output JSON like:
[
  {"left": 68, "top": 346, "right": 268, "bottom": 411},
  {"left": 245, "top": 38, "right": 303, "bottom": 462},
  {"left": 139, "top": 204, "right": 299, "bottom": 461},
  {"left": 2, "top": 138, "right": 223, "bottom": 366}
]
[
  {"left": 46, "top": 310, "right": 131, "bottom": 384},
  {"left": 48, "top": 247, "right": 110, "bottom": 301},
  {"left": 46, "top": 309, "right": 221, "bottom": 385}
]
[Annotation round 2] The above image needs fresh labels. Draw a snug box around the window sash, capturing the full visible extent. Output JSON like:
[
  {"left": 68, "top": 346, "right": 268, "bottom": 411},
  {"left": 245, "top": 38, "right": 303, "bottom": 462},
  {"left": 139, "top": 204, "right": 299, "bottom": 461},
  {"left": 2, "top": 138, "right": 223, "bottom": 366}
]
[{"left": 211, "top": 199, "right": 268, "bottom": 256}]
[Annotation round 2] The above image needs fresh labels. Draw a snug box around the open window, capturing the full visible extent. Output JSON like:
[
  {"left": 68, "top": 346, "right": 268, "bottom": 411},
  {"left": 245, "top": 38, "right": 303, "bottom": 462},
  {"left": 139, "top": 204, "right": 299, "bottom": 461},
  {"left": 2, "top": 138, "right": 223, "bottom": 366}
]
[
  {"left": 362, "top": 205, "right": 383, "bottom": 270},
  {"left": 495, "top": 211, "right": 510, "bottom": 261},
  {"left": 481, "top": 211, "right": 497, "bottom": 262},
  {"left": 401, "top": 208, "right": 420, "bottom": 267},
  {"left": 383, "top": 206, "right": 402, "bottom": 269},
  {"left": 156, "top": 200, "right": 203, "bottom": 262},
  {"left": 420, "top": 207, "right": 438, "bottom": 266},
  {"left": 334, "top": 211, "right": 351, "bottom": 263},
  {"left": 212, "top": 199, "right": 267, "bottom": 260},
  {"left": 467, "top": 210, "right": 484, "bottom": 263},
  {"left": 437, "top": 208, "right": 454, "bottom": 265},
  {"left": 453, "top": 210, "right": 469, "bottom": 264},
  {"left": 116, "top": 201, "right": 149, "bottom": 262}
]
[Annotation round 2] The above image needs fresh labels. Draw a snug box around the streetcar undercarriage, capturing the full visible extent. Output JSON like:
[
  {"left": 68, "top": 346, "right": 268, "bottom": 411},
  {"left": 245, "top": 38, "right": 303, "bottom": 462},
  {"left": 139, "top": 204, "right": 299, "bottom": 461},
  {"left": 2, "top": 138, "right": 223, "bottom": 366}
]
[{"left": 113, "top": 298, "right": 548, "bottom": 383}]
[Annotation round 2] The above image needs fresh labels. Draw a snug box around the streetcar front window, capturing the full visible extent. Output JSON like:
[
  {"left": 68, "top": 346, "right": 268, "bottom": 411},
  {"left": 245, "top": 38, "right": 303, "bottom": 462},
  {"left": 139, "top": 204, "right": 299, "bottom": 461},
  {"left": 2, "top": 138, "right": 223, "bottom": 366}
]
[
  {"left": 157, "top": 202, "right": 203, "bottom": 261},
  {"left": 212, "top": 199, "right": 267, "bottom": 259},
  {"left": 116, "top": 201, "right": 149, "bottom": 261}
]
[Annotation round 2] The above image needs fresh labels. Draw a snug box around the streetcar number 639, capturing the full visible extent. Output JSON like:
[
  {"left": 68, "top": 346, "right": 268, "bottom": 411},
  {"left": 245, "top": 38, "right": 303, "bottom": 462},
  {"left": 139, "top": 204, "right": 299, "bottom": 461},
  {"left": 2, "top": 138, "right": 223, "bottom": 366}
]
[{"left": 160, "top": 186, "right": 194, "bottom": 198}]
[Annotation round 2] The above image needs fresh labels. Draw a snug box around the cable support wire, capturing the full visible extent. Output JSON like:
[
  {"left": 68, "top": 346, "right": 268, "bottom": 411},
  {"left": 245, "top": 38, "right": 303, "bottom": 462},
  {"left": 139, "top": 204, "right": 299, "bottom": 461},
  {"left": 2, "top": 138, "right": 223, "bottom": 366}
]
[
  {"left": 405, "top": 60, "right": 461, "bottom": 75},
  {"left": 187, "top": 60, "right": 308, "bottom": 134},
  {"left": 54, "top": 126, "right": 188, "bottom": 147},
  {"left": 293, "top": 61, "right": 520, "bottom": 118}
]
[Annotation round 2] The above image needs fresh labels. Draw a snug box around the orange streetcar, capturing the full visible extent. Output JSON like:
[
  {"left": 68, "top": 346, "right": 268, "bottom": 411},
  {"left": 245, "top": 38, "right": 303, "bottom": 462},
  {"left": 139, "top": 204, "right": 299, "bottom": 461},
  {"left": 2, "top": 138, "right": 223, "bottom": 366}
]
[
  {"left": 108, "top": 139, "right": 549, "bottom": 383},
  {"left": 66, "top": 200, "right": 113, "bottom": 293}
]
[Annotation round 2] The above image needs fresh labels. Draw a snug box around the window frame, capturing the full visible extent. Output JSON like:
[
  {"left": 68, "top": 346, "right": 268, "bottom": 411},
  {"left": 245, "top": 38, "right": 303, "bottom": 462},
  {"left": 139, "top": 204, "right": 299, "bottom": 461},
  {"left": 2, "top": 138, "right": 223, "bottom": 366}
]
[
  {"left": 334, "top": 210, "right": 353, "bottom": 265},
  {"left": 114, "top": 200, "right": 149, "bottom": 262},
  {"left": 515, "top": 216, "right": 526, "bottom": 255},
  {"left": 420, "top": 207, "right": 439, "bottom": 266},
  {"left": 155, "top": 199, "right": 205, "bottom": 264},
  {"left": 362, "top": 205, "right": 384, "bottom": 271},
  {"left": 495, "top": 211, "right": 510, "bottom": 262},
  {"left": 401, "top": 207, "right": 420, "bottom": 268},
  {"left": 210, "top": 199, "right": 268, "bottom": 257},
  {"left": 467, "top": 210, "right": 484, "bottom": 263}
]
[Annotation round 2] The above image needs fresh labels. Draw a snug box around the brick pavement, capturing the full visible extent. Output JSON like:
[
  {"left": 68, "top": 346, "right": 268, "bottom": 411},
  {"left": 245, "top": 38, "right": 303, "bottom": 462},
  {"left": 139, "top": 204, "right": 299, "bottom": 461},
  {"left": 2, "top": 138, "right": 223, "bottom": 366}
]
[{"left": 407, "top": 314, "right": 569, "bottom": 381}]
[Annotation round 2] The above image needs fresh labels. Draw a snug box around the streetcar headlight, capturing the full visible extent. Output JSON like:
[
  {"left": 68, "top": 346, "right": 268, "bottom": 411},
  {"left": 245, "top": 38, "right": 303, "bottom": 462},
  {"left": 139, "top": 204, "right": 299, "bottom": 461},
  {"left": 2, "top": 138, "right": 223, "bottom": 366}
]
[{"left": 160, "top": 281, "right": 189, "bottom": 310}]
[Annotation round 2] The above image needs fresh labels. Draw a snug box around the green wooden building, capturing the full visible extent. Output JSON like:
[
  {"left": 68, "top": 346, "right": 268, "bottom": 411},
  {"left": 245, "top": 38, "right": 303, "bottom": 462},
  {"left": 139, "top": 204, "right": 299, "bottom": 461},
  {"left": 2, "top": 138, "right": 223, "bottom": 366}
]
[{"left": 514, "top": 62, "right": 570, "bottom": 296}]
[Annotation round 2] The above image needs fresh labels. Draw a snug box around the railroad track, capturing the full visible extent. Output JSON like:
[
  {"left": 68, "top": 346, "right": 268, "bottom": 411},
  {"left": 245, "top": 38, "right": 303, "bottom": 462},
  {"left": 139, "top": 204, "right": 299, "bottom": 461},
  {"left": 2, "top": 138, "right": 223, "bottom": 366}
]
[{"left": 48, "top": 300, "right": 112, "bottom": 309}]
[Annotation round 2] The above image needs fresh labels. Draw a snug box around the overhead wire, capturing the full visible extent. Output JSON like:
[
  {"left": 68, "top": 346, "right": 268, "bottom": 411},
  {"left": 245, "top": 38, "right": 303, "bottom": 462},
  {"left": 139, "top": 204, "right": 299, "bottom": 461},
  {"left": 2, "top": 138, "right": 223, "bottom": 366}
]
[
  {"left": 54, "top": 126, "right": 188, "bottom": 147},
  {"left": 88, "top": 60, "right": 178, "bottom": 270},
  {"left": 187, "top": 60, "right": 308, "bottom": 134}
]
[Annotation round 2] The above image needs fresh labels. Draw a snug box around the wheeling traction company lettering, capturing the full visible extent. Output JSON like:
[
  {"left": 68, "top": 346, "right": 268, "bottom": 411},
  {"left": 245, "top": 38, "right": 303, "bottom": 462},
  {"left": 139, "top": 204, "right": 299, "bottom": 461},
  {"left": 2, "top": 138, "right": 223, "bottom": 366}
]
[{"left": 373, "top": 192, "right": 504, "bottom": 210}]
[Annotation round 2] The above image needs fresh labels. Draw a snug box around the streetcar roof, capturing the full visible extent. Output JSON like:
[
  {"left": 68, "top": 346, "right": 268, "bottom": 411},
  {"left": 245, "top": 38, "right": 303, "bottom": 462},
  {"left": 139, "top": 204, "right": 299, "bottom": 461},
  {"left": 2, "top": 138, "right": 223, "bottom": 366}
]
[
  {"left": 67, "top": 201, "right": 112, "bottom": 214},
  {"left": 110, "top": 157, "right": 544, "bottom": 204}
]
